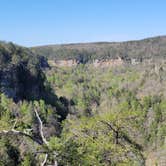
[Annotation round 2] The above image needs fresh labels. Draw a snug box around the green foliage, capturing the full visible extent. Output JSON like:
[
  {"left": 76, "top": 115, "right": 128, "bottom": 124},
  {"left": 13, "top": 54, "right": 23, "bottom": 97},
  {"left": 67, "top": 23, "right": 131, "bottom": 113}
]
[
  {"left": 45, "top": 64, "right": 166, "bottom": 165},
  {"left": 0, "top": 94, "right": 13, "bottom": 130},
  {"left": 0, "top": 56, "right": 166, "bottom": 165},
  {"left": 0, "top": 138, "right": 20, "bottom": 166},
  {"left": 32, "top": 36, "right": 166, "bottom": 63},
  {"left": 21, "top": 153, "right": 36, "bottom": 166}
]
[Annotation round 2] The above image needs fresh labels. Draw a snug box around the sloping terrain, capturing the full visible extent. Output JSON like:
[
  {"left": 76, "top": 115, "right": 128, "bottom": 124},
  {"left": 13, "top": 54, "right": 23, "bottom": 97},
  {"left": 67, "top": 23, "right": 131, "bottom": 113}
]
[
  {"left": 0, "top": 42, "right": 70, "bottom": 165},
  {"left": 32, "top": 36, "right": 166, "bottom": 64},
  {"left": 0, "top": 42, "right": 48, "bottom": 101}
]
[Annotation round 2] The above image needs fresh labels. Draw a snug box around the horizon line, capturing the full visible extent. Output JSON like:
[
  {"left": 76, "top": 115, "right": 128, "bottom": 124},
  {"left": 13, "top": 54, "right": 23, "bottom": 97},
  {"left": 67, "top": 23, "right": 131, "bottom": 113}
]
[{"left": 1, "top": 35, "right": 166, "bottom": 48}]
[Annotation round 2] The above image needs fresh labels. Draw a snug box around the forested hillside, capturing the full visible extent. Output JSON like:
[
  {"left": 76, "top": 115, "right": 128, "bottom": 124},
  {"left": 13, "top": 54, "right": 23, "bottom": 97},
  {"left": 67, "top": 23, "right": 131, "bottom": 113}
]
[
  {"left": 32, "top": 36, "right": 166, "bottom": 63},
  {"left": 0, "top": 42, "right": 69, "bottom": 165},
  {"left": 0, "top": 39, "right": 166, "bottom": 165}
]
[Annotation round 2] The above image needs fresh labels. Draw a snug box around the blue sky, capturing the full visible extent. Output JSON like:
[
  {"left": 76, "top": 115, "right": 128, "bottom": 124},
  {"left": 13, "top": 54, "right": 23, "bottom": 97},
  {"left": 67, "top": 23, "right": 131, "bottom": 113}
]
[{"left": 0, "top": 0, "right": 166, "bottom": 46}]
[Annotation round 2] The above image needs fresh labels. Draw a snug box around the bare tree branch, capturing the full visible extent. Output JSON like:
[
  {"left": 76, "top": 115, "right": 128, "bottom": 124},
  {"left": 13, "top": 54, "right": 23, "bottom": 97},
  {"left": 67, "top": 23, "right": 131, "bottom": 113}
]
[
  {"left": 0, "top": 108, "right": 58, "bottom": 166},
  {"left": 0, "top": 129, "right": 42, "bottom": 145},
  {"left": 34, "top": 108, "right": 58, "bottom": 166},
  {"left": 41, "top": 154, "right": 48, "bottom": 166},
  {"left": 34, "top": 108, "right": 49, "bottom": 145}
]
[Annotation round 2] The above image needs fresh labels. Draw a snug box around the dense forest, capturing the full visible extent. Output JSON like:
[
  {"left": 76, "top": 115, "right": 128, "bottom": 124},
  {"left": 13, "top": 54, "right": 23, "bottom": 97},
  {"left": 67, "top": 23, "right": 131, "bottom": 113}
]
[
  {"left": 32, "top": 36, "right": 166, "bottom": 63},
  {"left": 0, "top": 37, "right": 166, "bottom": 165}
]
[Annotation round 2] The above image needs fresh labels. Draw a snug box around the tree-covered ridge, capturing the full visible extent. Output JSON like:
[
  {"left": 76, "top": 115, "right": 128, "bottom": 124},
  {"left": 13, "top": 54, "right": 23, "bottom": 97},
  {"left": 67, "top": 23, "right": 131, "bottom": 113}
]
[
  {"left": 0, "top": 41, "right": 69, "bottom": 118},
  {"left": 0, "top": 42, "right": 49, "bottom": 102},
  {"left": 0, "top": 42, "right": 40, "bottom": 67},
  {"left": 0, "top": 42, "right": 70, "bottom": 165},
  {"left": 31, "top": 36, "right": 166, "bottom": 63}
]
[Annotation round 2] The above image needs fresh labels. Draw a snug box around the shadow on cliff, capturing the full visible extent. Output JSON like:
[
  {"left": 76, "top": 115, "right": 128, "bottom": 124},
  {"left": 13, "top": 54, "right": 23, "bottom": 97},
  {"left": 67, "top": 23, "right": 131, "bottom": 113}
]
[{"left": 0, "top": 63, "right": 69, "bottom": 121}]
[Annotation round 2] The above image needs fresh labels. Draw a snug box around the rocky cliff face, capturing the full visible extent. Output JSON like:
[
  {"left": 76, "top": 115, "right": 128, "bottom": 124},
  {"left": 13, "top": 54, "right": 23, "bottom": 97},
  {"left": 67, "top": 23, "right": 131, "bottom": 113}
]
[
  {"left": 0, "top": 64, "right": 45, "bottom": 101},
  {"left": 93, "top": 57, "right": 124, "bottom": 67},
  {"left": 53, "top": 59, "right": 77, "bottom": 67},
  {"left": 48, "top": 57, "right": 135, "bottom": 68},
  {"left": 32, "top": 36, "right": 166, "bottom": 66},
  {"left": 0, "top": 42, "right": 48, "bottom": 101}
]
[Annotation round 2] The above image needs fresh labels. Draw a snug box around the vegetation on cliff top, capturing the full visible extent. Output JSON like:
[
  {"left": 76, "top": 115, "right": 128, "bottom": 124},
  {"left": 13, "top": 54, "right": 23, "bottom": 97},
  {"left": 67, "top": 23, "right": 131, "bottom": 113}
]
[{"left": 32, "top": 36, "right": 166, "bottom": 63}]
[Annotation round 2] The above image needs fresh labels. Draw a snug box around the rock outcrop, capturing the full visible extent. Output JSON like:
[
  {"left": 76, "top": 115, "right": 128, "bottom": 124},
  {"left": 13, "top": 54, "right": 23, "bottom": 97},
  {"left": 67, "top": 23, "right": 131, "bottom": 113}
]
[
  {"left": 32, "top": 35, "right": 166, "bottom": 67},
  {"left": 0, "top": 42, "right": 48, "bottom": 101},
  {"left": 93, "top": 57, "right": 124, "bottom": 67},
  {"left": 48, "top": 57, "right": 124, "bottom": 68}
]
